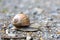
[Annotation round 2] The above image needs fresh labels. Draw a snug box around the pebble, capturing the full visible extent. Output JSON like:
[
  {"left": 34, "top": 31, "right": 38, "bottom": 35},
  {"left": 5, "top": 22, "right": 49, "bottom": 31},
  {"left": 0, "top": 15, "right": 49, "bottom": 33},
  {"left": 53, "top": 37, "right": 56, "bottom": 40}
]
[
  {"left": 40, "top": 37, "right": 43, "bottom": 40},
  {"left": 57, "top": 32, "right": 60, "bottom": 34},
  {"left": 52, "top": 34, "right": 60, "bottom": 39},
  {"left": 26, "top": 33, "right": 32, "bottom": 40},
  {"left": 33, "top": 7, "right": 44, "bottom": 14},
  {"left": 8, "top": 24, "right": 14, "bottom": 29}
]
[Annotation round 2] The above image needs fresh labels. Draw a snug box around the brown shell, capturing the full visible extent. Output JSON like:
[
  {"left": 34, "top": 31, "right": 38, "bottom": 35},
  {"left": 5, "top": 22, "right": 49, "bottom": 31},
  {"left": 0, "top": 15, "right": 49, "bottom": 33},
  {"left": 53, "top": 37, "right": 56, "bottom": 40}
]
[{"left": 12, "top": 13, "right": 30, "bottom": 28}]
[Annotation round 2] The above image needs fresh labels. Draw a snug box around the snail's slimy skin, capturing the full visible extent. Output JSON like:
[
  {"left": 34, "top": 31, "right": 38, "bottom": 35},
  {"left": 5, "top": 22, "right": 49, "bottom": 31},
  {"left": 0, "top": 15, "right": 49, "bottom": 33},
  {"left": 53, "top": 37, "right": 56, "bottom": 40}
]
[{"left": 12, "top": 13, "right": 30, "bottom": 28}]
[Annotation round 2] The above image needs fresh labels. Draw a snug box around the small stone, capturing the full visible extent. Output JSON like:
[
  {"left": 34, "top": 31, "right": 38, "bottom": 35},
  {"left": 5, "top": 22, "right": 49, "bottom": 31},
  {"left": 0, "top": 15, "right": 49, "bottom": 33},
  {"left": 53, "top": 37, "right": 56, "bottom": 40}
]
[
  {"left": 11, "top": 27, "right": 17, "bottom": 30},
  {"left": 56, "top": 32, "right": 60, "bottom": 34},
  {"left": 2, "top": 24, "right": 7, "bottom": 28},
  {"left": 52, "top": 34, "right": 60, "bottom": 39},
  {"left": 34, "top": 8, "right": 44, "bottom": 14},
  {"left": 8, "top": 24, "right": 14, "bottom": 29},
  {"left": 40, "top": 37, "right": 43, "bottom": 40},
  {"left": 57, "top": 8, "right": 60, "bottom": 13},
  {"left": 26, "top": 33, "right": 32, "bottom": 40}
]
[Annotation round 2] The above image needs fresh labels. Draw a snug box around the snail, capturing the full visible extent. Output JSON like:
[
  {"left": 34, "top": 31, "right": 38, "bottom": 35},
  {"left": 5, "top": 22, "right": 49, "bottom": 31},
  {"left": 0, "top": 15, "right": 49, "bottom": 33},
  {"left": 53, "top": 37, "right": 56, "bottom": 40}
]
[{"left": 12, "top": 13, "right": 30, "bottom": 28}]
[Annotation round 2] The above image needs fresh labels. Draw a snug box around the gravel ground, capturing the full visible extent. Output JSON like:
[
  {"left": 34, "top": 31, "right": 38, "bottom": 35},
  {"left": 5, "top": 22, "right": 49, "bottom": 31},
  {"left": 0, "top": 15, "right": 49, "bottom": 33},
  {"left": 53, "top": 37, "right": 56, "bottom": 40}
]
[{"left": 0, "top": 0, "right": 60, "bottom": 40}]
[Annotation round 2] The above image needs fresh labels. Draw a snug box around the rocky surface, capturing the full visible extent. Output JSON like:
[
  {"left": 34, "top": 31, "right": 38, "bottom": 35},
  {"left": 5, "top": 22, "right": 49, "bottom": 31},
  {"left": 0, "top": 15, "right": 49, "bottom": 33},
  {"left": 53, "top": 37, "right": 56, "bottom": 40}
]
[{"left": 0, "top": 0, "right": 60, "bottom": 40}]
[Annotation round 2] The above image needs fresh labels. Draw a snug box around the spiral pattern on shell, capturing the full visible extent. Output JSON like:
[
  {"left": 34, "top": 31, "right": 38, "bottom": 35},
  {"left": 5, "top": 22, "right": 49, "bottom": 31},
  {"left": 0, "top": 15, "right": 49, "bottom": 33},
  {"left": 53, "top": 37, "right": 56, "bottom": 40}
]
[{"left": 12, "top": 13, "right": 30, "bottom": 28}]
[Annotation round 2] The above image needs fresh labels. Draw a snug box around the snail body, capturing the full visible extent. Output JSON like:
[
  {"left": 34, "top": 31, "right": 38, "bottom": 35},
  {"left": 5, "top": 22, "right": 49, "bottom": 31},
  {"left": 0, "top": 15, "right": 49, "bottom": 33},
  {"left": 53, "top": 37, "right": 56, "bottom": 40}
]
[{"left": 12, "top": 13, "right": 30, "bottom": 28}]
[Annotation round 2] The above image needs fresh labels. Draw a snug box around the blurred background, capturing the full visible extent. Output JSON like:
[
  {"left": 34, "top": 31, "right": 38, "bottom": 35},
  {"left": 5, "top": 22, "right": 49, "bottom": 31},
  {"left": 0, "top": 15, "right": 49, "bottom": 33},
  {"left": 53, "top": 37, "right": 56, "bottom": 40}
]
[{"left": 0, "top": 0, "right": 60, "bottom": 40}]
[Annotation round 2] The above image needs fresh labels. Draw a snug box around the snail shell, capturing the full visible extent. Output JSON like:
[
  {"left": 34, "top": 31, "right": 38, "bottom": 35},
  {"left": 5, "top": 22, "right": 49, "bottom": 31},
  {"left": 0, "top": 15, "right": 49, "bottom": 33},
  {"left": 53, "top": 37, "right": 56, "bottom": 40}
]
[{"left": 12, "top": 13, "right": 30, "bottom": 28}]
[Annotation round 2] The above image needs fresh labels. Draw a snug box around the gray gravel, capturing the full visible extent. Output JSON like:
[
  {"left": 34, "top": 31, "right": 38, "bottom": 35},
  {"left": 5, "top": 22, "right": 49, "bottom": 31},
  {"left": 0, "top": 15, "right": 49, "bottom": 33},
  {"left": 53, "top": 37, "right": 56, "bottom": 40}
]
[{"left": 0, "top": 0, "right": 60, "bottom": 40}]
